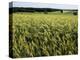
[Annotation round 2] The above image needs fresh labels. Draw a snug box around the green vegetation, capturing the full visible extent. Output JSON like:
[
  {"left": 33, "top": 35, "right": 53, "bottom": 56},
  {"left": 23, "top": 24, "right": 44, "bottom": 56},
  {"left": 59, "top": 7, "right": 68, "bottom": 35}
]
[{"left": 9, "top": 12, "right": 78, "bottom": 58}]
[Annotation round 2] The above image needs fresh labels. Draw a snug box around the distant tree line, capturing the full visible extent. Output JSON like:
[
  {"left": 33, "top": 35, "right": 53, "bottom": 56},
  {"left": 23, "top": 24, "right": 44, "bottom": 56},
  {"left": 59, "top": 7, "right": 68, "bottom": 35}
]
[
  {"left": 9, "top": 7, "right": 78, "bottom": 15},
  {"left": 9, "top": 7, "right": 63, "bottom": 13},
  {"left": 73, "top": 11, "right": 78, "bottom": 15}
]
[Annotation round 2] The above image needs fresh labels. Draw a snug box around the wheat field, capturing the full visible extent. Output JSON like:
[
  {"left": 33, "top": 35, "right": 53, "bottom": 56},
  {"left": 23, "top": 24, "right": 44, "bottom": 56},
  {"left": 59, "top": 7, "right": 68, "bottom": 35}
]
[{"left": 9, "top": 12, "right": 78, "bottom": 58}]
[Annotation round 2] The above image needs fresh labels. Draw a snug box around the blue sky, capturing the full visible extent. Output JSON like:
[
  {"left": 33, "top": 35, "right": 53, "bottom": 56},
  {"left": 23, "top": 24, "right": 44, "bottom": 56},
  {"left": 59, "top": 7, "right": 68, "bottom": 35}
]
[{"left": 9, "top": 1, "right": 78, "bottom": 10}]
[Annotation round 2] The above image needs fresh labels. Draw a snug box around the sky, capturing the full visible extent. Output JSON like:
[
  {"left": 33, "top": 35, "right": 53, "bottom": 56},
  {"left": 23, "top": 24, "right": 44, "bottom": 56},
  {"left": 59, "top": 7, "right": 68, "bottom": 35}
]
[{"left": 9, "top": 1, "right": 78, "bottom": 10}]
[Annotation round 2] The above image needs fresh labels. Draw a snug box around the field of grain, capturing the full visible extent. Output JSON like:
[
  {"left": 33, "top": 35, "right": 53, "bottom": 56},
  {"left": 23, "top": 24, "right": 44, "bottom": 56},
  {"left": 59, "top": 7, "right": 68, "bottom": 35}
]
[{"left": 9, "top": 12, "right": 78, "bottom": 58}]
